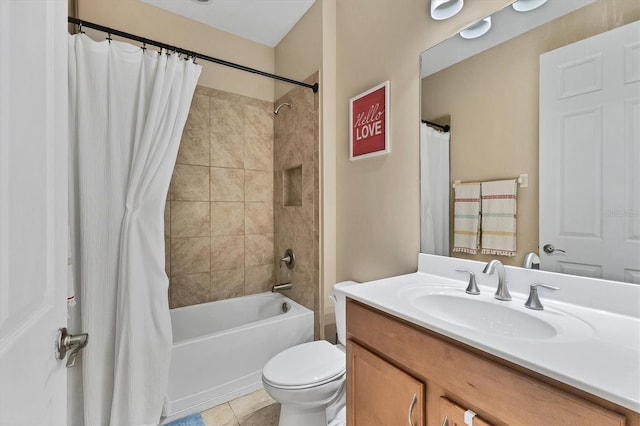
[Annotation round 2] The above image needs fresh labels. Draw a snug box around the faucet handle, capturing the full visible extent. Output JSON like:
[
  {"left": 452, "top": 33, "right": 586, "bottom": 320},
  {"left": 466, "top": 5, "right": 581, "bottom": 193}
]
[
  {"left": 280, "top": 248, "right": 295, "bottom": 269},
  {"left": 455, "top": 269, "right": 480, "bottom": 295},
  {"left": 525, "top": 283, "right": 560, "bottom": 310}
]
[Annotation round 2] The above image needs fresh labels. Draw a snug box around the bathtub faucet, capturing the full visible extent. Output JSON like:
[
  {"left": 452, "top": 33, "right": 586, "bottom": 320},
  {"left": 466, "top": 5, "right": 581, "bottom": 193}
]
[
  {"left": 272, "top": 282, "right": 292, "bottom": 292},
  {"left": 280, "top": 249, "right": 295, "bottom": 269}
]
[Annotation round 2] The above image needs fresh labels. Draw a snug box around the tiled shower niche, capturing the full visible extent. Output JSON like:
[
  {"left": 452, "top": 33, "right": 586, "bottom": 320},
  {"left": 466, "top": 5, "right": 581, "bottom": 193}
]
[{"left": 283, "top": 165, "right": 303, "bottom": 207}]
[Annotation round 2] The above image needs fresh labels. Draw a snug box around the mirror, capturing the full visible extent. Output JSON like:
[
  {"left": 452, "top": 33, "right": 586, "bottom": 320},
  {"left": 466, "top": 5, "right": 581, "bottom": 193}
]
[{"left": 420, "top": 0, "right": 640, "bottom": 282}]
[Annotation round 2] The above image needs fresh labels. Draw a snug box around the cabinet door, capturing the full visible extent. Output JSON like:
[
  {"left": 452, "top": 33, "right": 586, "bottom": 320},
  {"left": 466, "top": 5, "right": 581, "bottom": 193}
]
[
  {"left": 348, "top": 341, "right": 425, "bottom": 426},
  {"left": 440, "top": 397, "right": 492, "bottom": 426}
]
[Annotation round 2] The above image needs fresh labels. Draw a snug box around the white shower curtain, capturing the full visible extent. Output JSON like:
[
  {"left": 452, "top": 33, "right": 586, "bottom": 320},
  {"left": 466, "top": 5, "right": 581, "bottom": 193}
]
[
  {"left": 420, "top": 124, "right": 450, "bottom": 256},
  {"left": 68, "top": 33, "right": 201, "bottom": 425}
]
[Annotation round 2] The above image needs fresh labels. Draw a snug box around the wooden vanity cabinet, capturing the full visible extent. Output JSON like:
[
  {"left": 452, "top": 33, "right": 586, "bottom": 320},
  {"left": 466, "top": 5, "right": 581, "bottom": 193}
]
[
  {"left": 346, "top": 299, "right": 638, "bottom": 426},
  {"left": 439, "top": 397, "right": 492, "bottom": 426},
  {"left": 348, "top": 341, "right": 424, "bottom": 425}
]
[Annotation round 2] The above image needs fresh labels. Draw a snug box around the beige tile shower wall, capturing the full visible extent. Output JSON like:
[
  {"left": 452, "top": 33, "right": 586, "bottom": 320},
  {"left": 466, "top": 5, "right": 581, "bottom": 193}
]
[
  {"left": 274, "top": 73, "right": 320, "bottom": 337},
  {"left": 166, "top": 86, "right": 274, "bottom": 308}
]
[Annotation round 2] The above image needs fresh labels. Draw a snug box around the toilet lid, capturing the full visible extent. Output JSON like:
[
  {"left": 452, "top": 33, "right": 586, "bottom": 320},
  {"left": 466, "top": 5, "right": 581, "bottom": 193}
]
[{"left": 263, "top": 341, "right": 346, "bottom": 388}]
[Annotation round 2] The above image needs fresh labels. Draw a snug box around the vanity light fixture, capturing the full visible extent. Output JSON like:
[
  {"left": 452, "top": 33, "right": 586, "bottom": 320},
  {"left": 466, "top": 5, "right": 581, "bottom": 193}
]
[
  {"left": 459, "top": 16, "right": 492, "bottom": 39},
  {"left": 431, "top": 0, "right": 464, "bottom": 21},
  {"left": 512, "top": 0, "right": 548, "bottom": 12}
]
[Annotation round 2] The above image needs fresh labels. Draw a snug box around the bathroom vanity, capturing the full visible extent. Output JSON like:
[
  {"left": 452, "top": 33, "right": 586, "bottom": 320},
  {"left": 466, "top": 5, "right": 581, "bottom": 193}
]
[{"left": 342, "top": 254, "right": 640, "bottom": 426}]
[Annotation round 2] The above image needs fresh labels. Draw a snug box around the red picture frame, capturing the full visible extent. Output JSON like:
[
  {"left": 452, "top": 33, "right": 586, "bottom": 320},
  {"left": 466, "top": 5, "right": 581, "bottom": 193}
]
[{"left": 349, "top": 81, "right": 390, "bottom": 160}]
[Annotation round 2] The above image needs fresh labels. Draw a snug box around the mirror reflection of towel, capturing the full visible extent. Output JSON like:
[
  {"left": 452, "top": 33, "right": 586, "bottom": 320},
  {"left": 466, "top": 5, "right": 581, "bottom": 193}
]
[
  {"left": 481, "top": 179, "right": 517, "bottom": 257},
  {"left": 452, "top": 183, "right": 481, "bottom": 255}
]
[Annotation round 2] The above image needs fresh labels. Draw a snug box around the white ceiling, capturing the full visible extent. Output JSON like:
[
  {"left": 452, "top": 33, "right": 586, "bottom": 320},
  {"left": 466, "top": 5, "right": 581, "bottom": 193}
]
[{"left": 140, "top": 0, "right": 316, "bottom": 48}]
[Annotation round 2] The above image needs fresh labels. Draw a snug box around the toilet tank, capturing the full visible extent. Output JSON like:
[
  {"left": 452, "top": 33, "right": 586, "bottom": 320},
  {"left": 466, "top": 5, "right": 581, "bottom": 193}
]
[{"left": 333, "top": 281, "right": 360, "bottom": 345}]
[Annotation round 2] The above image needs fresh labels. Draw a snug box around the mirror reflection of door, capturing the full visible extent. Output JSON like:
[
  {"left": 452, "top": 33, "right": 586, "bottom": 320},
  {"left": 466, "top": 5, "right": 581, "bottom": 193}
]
[{"left": 539, "top": 21, "right": 640, "bottom": 283}]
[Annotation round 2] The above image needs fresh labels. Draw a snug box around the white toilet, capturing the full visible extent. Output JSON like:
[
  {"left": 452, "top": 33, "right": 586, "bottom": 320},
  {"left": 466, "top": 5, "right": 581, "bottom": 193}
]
[{"left": 262, "top": 281, "right": 358, "bottom": 426}]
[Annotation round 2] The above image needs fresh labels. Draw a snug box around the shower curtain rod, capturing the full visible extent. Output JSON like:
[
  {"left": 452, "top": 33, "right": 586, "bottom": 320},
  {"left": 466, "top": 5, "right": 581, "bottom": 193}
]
[
  {"left": 422, "top": 120, "right": 450, "bottom": 132},
  {"left": 68, "top": 17, "right": 319, "bottom": 93}
]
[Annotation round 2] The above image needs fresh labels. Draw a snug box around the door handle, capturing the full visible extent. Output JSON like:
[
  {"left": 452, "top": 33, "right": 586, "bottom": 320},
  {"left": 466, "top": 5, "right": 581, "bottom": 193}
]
[
  {"left": 543, "top": 244, "right": 566, "bottom": 254},
  {"left": 56, "top": 327, "right": 88, "bottom": 368}
]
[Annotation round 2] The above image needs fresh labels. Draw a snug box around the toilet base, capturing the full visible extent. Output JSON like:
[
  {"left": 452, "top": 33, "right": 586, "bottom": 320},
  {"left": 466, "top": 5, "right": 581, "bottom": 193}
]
[
  {"left": 279, "top": 404, "right": 328, "bottom": 426},
  {"left": 325, "top": 387, "right": 346, "bottom": 423},
  {"left": 328, "top": 406, "right": 346, "bottom": 426},
  {"left": 277, "top": 394, "right": 346, "bottom": 426}
]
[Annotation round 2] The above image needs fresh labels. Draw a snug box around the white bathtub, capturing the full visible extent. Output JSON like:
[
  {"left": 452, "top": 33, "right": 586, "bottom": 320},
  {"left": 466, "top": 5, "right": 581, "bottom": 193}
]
[{"left": 161, "top": 292, "right": 314, "bottom": 423}]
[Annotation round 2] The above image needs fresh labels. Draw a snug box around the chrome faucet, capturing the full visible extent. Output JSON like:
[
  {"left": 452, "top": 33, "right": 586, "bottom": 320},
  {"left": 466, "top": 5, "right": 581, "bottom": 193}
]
[
  {"left": 455, "top": 269, "right": 480, "bottom": 295},
  {"left": 523, "top": 252, "right": 541, "bottom": 269},
  {"left": 524, "top": 283, "right": 559, "bottom": 310},
  {"left": 483, "top": 260, "right": 511, "bottom": 301},
  {"left": 280, "top": 248, "right": 295, "bottom": 269},
  {"left": 272, "top": 282, "right": 293, "bottom": 292}
]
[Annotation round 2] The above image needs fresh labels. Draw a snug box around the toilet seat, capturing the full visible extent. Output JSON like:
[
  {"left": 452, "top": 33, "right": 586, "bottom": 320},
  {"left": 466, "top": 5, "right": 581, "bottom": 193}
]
[{"left": 262, "top": 341, "right": 346, "bottom": 390}]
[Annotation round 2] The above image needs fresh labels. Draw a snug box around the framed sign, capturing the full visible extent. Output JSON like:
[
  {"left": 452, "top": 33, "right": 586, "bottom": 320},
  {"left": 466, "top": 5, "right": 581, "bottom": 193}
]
[{"left": 349, "top": 81, "right": 390, "bottom": 160}]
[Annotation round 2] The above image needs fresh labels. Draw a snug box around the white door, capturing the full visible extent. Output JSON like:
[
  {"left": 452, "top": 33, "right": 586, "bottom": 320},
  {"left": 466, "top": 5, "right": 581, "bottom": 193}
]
[
  {"left": 0, "top": 0, "right": 69, "bottom": 424},
  {"left": 539, "top": 21, "right": 640, "bottom": 283}
]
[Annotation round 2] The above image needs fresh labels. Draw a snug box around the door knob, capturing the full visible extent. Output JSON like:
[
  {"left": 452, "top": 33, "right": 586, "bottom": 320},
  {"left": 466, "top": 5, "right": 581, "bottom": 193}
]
[
  {"left": 543, "top": 244, "right": 566, "bottom": 254},
  {"left": 56, "top": 327, "right": 88, "bottom": 368}
]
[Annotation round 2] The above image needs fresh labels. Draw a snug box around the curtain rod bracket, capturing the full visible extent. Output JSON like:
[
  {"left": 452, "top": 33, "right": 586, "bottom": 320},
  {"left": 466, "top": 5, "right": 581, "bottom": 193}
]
[{"left": 422, "top": 119, "right": 450, "bottom": 132}]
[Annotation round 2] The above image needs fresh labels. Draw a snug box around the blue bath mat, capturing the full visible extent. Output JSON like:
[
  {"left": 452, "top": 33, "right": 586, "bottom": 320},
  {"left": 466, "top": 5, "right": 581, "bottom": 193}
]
[{"left": 165, "top": 412, "right": 205, "bottom": 426}]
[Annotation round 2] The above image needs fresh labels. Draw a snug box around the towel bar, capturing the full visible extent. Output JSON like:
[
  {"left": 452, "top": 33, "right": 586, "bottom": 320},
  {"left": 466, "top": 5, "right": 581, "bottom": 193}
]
[{"left": 453, "top": 174, "right": 528, "bottom": 188}]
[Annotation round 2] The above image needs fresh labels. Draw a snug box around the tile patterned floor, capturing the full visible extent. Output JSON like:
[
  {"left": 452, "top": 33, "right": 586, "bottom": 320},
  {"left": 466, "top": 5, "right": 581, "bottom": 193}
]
[{"left": 201, "top": 389, "right": 280, "bottom": 426}]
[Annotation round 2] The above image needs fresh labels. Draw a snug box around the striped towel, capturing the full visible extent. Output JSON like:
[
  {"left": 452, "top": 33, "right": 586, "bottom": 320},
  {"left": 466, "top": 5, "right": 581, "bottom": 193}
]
[
  {"left": 481, "top": 179, "right": 517, "bottom": 257},
  {"left": 452, "top": 183, "right": 481, "bottom": 255}
]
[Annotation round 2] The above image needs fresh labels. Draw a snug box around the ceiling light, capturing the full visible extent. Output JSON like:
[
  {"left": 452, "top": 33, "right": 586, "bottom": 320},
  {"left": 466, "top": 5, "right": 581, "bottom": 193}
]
[
  {"left": 431, "top": 0, "right": 464, "bottom": 21},
  {"left": 459, "top": 16, "right": 492, "bottom": 39},
  {"left": 512, "top": 0, "right": 548, "bottom": 12},
  {"left": 191, "top": 0, "right": 211, "bottom": 4}
]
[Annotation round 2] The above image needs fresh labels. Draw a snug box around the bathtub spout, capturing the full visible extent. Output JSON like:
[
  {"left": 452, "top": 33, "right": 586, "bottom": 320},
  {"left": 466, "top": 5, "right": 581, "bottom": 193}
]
[{"left": 272, "top": 282, "right": 292, "bottom": 292}]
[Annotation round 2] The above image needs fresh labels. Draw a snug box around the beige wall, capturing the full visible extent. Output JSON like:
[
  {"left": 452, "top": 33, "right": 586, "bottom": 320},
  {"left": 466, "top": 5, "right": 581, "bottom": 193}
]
[
  {"left": 422, "top": 0, "right": 640, "bottom": 267},
  {"left": 274, "top": 2, "right": 323, "bottom": 100},
  {"left": 320, "top": 0, "right": 337, "bottom": 337},
  {"left": 335, "top": 0, "right": 512, "bottom": 283},
  {"left": 77, "top": 0, "right": 275, "bottom": 101},
  {"left": 165, "top": 87, "right": 275, "bottom": 308}
]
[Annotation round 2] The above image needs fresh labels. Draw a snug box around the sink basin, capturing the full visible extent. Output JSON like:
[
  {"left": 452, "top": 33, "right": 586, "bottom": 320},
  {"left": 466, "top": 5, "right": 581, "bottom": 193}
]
[
  {"left": 398, "top": 285, "right": 593, "bottom": 342},
  {"left": 413, "top": 294, "right": 557, "bottom": 339}
]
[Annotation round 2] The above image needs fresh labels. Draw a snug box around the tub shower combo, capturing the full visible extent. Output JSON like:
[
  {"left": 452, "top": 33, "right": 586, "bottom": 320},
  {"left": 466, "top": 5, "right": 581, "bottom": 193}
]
[{"left": 162, "top": 291, "right": 313, "bottom": 423}]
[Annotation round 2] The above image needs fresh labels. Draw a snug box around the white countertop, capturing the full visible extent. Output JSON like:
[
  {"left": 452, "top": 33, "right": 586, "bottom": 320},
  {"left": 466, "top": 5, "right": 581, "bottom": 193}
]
[{"left": 340, "top": 254, "right": 640, "bottom": 412}]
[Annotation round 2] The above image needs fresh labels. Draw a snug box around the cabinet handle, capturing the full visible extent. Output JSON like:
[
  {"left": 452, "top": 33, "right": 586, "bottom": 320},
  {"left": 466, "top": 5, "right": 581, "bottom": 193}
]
[
  {"left": 442, "top": 415, "right": 448, "bottom": 426},
  {"left": 408, "top": 393, "right": 417, "bottom": 426}
]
